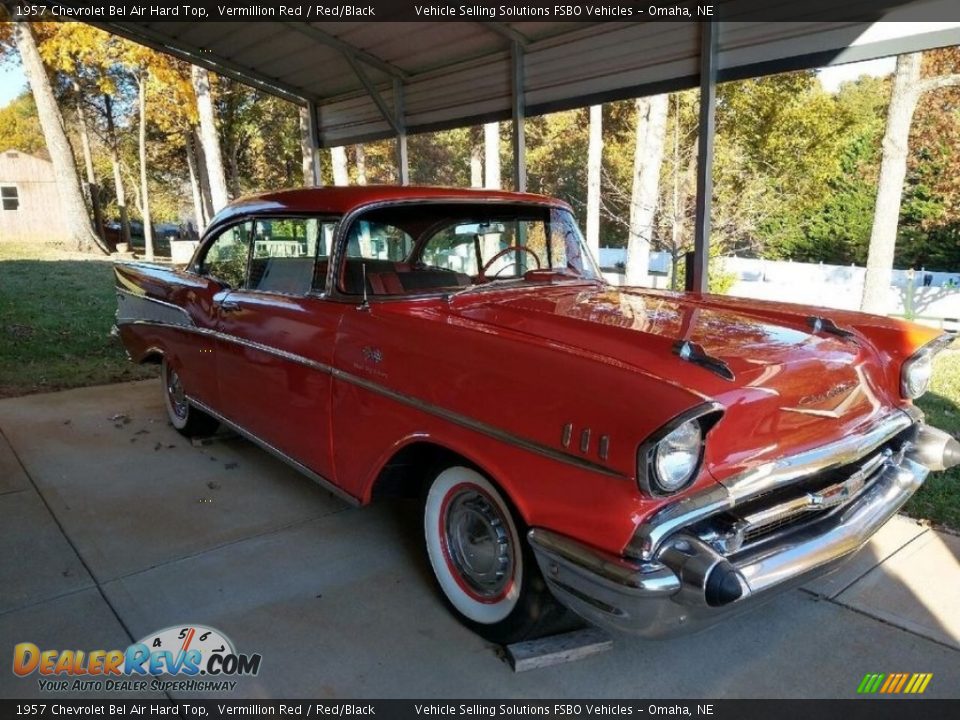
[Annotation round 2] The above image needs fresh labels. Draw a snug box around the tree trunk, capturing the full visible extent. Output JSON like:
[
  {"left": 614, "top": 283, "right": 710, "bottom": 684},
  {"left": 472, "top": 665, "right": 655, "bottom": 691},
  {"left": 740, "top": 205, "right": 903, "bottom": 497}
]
[
  {"left": 626, "top": 94, "right": 669, "bottom": 287},
  {"left": 331, "top": 146, "right": 349, "bottom": 186},
  {"left": 137, "top": 74, "right": 154, "bottom": 261},
  {"left": 860, "top": 54, "right": 922, "bottom": 314},
  {"left": 104, "top": 94, "right": 131, "bottom": 247},
  {"left": 73, "top": 84, "right": 105, "bottom": 243},
  {"left": 184, "top": 130, "right": 206, "bottom": 234},
  {"left": 860, "top": 54, "right": 960, "bottom": 314},
  {"left": 484, "top": 122, "right": 500, "bottom": 190},
  {"left": 191, "top": 65, "right": 230, "bottom": 213},
  {"left": 12, "top": 21, "right": 106, "bottom": 253},
  {"left": 355, "top": 145, "right": 367, "bottom": 185},
  {"left": 470, "top": 145, "right": 483, "bottom": 188},
  {"left": 193, "top": 127, "right": 215, "bottom": 222},
  {"left": 298, "top": 106, "right": 316, "bottom": 186},
  {"left": 586, "top": 105, "right": 603, "bottom": 264}
]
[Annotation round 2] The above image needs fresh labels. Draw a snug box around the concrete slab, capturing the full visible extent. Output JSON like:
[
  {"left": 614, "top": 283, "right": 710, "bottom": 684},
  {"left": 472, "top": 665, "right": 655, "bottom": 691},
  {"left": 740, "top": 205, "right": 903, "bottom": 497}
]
[
  {"left": 0, "top": 381, "right": 348, "bottom": 583},
  {"left": 0, "top": 589, "right": 163, "bottom": 699},
  {"left": 0, "top": 429, "right": 29, "bottom": 495},
  {"left": 0, "top": 488, "right": 93, "bottom": 614},
  {"left": 802, "top": 514, "right": 929, "bottom": 598},
  {"left": 102, "top": 501, "right": 960, "bottom": 699},
  {"left": 836, "top": 529, "right": 960, "bottom": 650}
]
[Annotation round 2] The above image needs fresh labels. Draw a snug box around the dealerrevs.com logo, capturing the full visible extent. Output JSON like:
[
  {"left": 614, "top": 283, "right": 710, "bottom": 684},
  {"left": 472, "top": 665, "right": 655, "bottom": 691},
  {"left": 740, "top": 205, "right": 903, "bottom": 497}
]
[{"left": 13, "top": 625, "right": 262, "bottom": 693}]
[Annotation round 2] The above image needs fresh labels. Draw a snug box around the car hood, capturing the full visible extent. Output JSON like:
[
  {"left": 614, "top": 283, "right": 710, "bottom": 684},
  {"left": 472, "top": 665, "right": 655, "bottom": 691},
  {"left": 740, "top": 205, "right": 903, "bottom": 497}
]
[{"left": 447, "top": 285, "right": 895, "bottom": 479}]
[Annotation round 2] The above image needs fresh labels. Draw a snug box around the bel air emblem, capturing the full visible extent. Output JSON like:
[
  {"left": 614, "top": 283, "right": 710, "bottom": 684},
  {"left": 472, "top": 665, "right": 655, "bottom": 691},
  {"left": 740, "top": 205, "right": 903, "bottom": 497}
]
[{"left": 362, "top": 346, "right": 383, "bottom": 364}]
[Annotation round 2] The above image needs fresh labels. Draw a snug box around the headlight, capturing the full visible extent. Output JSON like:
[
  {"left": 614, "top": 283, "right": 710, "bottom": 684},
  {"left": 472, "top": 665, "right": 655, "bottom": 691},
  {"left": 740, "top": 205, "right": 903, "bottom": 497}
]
[
  {"left": 902, "top": 352, "right": 933, "bottom": 399},
  {"left": 653, "top": 420, "right": 702, "bottom": 493},
  {"left": 638, "top": 406, "right": 720, "bottom": 497},
  {"left": 901, "top": 335, "right": 951, "bottom": 400}
]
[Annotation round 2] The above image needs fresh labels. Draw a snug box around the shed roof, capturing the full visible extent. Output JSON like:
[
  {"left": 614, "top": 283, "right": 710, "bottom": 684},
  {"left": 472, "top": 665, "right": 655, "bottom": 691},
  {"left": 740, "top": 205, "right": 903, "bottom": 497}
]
[{"left": 85, "top": 1, "right": 960, "bottom": 147}]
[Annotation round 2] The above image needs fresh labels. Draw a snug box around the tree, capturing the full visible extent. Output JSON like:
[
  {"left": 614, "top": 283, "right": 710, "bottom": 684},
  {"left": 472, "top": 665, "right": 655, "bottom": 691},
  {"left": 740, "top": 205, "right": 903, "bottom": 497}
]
[
  {"left": 331, "top": 146, "right": 349, "bottom": 185},
  {"left": 585, "top": 105, "right": 602, "bottom": 262},
  {"left": 625, "top": 95, "right": 668, "bottom": 285},
  {"left": 861, "top": 52, "right": 960, "bottom": 313},
  {"left": 298, "top": 106, "right": 315, "bottom": 186},
  {"left": 191, "top": 65, "right": 230, "bottom": 213},
  {"left": 0, "top": 93, "right": 46, "bottom": 157},
  {"left": 484, "top": 122, "right": 500, "bottom": 189},
  {"left": 7, "top": 20, "right": 106, "bottom": 253}
]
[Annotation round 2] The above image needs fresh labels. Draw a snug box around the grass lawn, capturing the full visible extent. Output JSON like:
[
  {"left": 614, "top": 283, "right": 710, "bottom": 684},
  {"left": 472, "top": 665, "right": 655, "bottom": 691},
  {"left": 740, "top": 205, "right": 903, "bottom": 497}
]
[
  {"left": 0, "top": 241, "right": 157, "bottom": 398},
  {"left": 908, "top": 345, "right": 960, "bottom": 533}
]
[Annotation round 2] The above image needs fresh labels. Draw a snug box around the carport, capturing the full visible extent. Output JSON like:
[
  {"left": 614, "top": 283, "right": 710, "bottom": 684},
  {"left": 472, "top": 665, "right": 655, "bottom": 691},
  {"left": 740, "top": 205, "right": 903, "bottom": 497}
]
[
  {"left": 4, "top": 3, "right": 960, "bottom": 699},
  {"left": 80, "top": 0, "right": 960, "bottom": 291}
]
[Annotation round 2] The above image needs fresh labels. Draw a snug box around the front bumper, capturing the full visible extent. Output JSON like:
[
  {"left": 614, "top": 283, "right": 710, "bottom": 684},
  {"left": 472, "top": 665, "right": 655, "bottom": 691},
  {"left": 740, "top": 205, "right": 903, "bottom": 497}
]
[{"left": 528, "top": 420, "right": 954, "bottom": 638}]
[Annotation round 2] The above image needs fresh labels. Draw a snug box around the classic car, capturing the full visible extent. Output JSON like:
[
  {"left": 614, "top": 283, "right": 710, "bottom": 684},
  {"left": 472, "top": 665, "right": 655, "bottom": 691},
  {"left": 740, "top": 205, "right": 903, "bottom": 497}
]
[{"left": 115, "top": 186, "right": 960, "bottom": 644}]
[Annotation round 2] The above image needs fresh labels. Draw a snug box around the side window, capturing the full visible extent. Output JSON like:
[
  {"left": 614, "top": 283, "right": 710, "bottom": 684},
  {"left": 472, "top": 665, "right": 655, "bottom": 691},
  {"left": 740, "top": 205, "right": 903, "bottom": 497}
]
[
  {"left": 345, "top": 220, "right": 413, "bottom": 262},
  {"left": 202, "top": 222, "right": 252, "bottom": 288},
  {"left": 1, "top": 186, "right": 18, "bottom": 211},
  {"left": 248, "top": 217, "right": 332, "bottom": 295}
]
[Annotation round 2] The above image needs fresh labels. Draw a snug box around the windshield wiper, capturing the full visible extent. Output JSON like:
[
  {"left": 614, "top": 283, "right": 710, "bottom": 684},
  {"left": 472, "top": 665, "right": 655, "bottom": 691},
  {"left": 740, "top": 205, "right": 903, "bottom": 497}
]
[{"left": 444, "top": 278, "right": 528, "bottom": 303}]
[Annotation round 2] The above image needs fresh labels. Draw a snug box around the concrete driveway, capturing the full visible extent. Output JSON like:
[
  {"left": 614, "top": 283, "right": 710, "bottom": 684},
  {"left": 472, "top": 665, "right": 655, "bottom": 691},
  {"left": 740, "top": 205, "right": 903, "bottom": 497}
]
[{"left": 1, "top": 380, "right": 958, "bottom": 699}]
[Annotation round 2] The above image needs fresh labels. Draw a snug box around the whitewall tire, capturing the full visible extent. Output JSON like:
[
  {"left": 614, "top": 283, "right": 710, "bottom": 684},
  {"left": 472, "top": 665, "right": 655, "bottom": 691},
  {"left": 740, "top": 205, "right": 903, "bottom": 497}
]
[
  {"left": 161, "top": 359, "right": 219, "bottom": 438},
  {"left": 423, "top": 465, "right": 568, "bottom": 644}
]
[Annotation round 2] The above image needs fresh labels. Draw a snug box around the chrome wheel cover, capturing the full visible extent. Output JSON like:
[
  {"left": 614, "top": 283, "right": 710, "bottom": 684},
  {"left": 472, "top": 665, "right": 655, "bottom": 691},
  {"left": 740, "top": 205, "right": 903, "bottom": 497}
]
[
  {"left": 444, "top": 489, "right": 514, "bottom": 599},
  {"left": 166, "top": 368, "right": 188, "bottom": 421}
]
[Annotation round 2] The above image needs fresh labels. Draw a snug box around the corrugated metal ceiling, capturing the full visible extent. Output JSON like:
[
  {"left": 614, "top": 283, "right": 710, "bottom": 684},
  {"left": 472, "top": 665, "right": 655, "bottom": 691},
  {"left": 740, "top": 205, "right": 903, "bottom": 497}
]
[{"left": 89, "top": 0, "right": 960, "bottom": 146}]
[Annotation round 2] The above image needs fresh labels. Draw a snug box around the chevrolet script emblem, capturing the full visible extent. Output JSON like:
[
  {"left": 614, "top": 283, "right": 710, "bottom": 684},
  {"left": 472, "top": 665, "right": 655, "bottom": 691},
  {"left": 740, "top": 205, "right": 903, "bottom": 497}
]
[{"left": 799, "top": 381, "right": 856, "bottom": 406}]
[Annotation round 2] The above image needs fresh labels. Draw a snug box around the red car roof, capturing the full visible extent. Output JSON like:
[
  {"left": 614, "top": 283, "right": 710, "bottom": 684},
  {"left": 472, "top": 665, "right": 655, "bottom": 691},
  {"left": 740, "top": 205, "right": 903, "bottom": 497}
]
[{"left": 209, "top": 185, "right": 569, "bottom": 228}]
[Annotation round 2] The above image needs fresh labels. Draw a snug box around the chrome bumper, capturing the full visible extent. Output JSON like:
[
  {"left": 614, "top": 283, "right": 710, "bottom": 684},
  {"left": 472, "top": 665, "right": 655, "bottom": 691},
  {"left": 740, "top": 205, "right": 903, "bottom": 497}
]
[{"left": 529, "top": 422, "right": 952, "bottom": 638}]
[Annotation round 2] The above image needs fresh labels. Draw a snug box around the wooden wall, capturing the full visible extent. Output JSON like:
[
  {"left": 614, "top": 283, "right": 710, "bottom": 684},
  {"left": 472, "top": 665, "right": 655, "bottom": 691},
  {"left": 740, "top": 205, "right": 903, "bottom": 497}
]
[{"left": 0, "top": 150, "right": 72, "bottom": 243}]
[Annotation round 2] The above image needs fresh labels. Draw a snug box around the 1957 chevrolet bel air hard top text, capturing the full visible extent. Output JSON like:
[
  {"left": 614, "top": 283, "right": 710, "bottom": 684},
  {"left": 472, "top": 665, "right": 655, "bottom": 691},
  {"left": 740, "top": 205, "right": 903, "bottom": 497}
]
[{"left": 115, "top": 186, "right": 960, "bottom": 643}]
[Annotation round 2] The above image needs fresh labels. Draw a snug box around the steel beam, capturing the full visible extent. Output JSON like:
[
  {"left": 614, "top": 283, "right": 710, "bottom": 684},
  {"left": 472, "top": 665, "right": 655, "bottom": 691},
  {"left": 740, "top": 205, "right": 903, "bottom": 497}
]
[
  {"left": 511, "top": 41, "right": 527, "bottom": 193},
  {"left": 344, "top": 53, "right": 401, "bottom": 136},
  {"left": 479, "top": 22, "right": 530, "bottom": 47},
  {"left": 285, "top": 23, "right": 408, "bottom": 79},
  {"left": 97, "top": 22, "right": 312, "bottom": 105},
  {"left": 690, "top": 21, "right": 718, "bottom": 294},
  {"left": 306, "top": 100, "right": 322, "bottom": 186},
  {"left": 394, "top": 79, "right": 410, "bottom": 186}
]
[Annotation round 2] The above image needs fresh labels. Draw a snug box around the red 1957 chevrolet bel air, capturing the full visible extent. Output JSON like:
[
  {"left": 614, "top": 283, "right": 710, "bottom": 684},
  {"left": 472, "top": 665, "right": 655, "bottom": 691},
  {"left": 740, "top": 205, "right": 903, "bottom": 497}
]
[{"left": 115, "top": 186, "right": 959, "bottom": 644}]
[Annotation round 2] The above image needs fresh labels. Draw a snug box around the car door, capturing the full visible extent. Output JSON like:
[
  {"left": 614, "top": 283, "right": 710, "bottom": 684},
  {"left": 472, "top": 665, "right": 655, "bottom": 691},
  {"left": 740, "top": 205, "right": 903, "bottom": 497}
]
[
  {"left": 178, "top": 220, "right": 255, "bottom": 411},
  {"left": 214, "top": 216, "right": 342, "bottom": 482}
]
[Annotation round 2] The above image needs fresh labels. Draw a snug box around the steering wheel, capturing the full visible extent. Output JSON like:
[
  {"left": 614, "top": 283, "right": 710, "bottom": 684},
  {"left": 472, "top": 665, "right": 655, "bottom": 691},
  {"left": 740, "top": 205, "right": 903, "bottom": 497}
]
[{"left": 479, "top": 245, "right": 541, "bottom": 279}]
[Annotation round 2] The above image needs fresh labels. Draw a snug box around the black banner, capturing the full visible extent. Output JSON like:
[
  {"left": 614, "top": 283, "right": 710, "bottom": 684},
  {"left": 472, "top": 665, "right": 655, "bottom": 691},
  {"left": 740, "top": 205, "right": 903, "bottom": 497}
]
[
  {"left": 3, "top": 0, "right": 960, "bottom": 23},
  {"left": 3, "top": 700, "right": 960, "bottom": 719}
]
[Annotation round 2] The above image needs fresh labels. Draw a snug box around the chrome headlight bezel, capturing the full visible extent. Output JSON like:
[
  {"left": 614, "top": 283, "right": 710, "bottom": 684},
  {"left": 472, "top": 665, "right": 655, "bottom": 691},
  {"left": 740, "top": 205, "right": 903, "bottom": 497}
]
[
  {"left": 637, "top": 403, "right": 723, "bottom": 497},
  {"left": 901, "top": 335, "right": 952, "bottom": 400}
]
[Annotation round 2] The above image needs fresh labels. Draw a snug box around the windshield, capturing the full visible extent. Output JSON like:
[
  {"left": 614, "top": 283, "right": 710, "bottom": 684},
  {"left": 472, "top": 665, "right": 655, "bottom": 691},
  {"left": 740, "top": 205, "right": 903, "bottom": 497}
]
[{"left": 338, "top": 203, "right": 602, "bottom": 297}]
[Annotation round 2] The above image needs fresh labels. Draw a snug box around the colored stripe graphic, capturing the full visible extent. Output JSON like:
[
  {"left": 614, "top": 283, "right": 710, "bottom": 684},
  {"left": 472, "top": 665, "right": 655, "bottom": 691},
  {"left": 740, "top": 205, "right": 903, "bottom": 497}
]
[{"left": 858, "top": 673, "right": 932, "bottom": 694}]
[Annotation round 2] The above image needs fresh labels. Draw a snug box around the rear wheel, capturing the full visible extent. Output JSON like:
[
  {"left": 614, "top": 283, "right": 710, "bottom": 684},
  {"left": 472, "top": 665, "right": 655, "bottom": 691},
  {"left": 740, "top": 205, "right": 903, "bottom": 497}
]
[
  {"left": 161, "top": 359, "right": 219, "bottom": 438},
  {"left": 423, "top": 465, "right": 567, "bottom": 644}
]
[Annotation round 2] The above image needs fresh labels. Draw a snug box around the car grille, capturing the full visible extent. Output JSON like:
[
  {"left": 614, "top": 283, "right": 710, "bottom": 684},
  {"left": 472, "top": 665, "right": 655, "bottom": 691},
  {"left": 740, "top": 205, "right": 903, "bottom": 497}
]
[{"left": 693, "top": 428, "right": 914, "bottom": 556}]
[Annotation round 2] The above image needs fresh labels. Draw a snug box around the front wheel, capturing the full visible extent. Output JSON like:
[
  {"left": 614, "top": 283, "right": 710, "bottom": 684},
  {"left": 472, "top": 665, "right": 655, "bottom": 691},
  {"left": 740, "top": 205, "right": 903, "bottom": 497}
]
[
  {"left": 161, "top": 359, "right": 219, "bottom": 438},
  {"left": 423, "top": 465, "right": 567, "bottom": 644}
]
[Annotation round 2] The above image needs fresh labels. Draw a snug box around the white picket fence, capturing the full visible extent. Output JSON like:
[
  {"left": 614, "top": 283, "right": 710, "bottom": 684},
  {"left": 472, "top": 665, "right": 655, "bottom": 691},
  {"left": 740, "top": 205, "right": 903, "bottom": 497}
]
[{"left": 600, "top": 250, "right": 960, "bottom": 328}]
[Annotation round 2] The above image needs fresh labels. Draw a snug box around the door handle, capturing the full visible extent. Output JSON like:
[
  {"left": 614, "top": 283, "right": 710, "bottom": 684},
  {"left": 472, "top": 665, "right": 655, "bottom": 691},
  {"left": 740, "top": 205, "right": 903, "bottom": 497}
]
[{"left": 217, "top": 299, "right": 241, "bottom": 312}]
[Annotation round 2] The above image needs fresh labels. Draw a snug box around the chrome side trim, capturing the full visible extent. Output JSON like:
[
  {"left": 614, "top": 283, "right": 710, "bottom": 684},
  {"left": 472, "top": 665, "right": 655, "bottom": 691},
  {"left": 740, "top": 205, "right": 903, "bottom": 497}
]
[
  {"left": 630, "top": 410, "right": 914, "bottom": 560},
  {"left": 186, "top": 396, "right": 360, "bottom": 507},
  {"left": 122, "top": 319, "right": 625, "bottom": 479},
  {"left": 330, "top": 366, "right": 626, "bottom": 480}
]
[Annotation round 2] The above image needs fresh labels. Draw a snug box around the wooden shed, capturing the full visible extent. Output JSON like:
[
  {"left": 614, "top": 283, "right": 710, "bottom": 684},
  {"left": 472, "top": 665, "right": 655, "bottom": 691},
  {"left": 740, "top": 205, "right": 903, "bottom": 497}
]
[{"left": 0, "top": 149, "right": 71, "bottom": 243}]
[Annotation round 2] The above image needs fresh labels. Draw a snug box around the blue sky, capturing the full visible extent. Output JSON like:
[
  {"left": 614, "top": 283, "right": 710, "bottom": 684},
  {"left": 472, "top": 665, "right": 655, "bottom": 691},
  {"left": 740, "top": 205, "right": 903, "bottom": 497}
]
[{"left": 0, "top": 60, "right": 27, "bottom": 106}]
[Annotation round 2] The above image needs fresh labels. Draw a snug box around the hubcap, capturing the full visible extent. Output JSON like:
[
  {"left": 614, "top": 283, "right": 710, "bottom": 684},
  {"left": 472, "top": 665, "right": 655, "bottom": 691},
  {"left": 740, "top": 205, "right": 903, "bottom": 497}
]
[
  {"left": 444, "top": 489, "right": 513, "bottom": 599},
  {"left": 166, "top": 368, "right": 188, "bottom": 420}
]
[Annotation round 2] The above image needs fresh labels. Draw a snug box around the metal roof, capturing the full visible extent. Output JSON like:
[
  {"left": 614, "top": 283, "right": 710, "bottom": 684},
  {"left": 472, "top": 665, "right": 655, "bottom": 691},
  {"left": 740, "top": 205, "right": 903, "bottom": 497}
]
[{"left": 84, "top": 0, "right": 960, "bottom": 147}]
